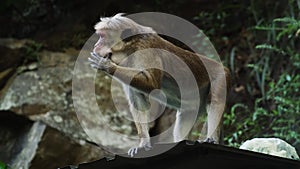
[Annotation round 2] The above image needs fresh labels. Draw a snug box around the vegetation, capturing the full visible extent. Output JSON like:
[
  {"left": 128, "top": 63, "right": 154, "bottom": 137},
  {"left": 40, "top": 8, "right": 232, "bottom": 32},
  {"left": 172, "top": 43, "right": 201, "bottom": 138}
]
[
  {"left": 221, "top": 0, "right": 300, "bottom": 148},
  {"left": 24, "top": 40, "right": 43, "bottom": 63}
]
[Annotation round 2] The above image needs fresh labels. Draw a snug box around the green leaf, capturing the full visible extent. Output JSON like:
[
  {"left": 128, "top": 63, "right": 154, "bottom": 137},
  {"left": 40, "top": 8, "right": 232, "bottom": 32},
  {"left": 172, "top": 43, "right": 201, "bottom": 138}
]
[
  {"left": 273, "top": 17, "right": 297, "bottom": 23},
  {"left": 0, "top": 161, "right": 6, "bottom": 169}
]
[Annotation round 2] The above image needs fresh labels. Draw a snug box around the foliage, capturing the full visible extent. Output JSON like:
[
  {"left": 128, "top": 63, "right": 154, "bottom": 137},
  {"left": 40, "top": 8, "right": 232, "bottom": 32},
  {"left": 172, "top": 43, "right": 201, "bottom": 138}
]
[
  {"left": 24, "top": 40, "right": 43, "bottom": 63},
  {"left": 224, "top": 0, "right": 300, "bottom": 149}
]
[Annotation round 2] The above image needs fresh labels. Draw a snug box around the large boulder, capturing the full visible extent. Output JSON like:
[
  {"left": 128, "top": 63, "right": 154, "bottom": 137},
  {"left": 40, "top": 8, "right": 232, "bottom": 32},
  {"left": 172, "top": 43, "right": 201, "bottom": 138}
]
[
  {"left": 0, "top": 38, "right": 139, "bottom": 168},
  {"left": 0, "top": 45, "right": 137, "bottom": 151},
  {"left": 0, "top": 111, "right": 104, "bottom": 169},
  {"left": 240, "top": 138, "right": 299, "bottom": 160}
]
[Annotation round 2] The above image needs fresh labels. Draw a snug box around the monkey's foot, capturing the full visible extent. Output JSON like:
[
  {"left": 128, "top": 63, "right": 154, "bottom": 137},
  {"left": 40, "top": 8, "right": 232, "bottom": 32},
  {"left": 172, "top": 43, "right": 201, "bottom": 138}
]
[
  {"left": 197, "top": 138, "right": 217, "bottom": 144},
  {"left": 127, "top": 144, "right": 152, "bottom": 157},
  {"left": 127, "top": 147, "right": 139, "bottom": 157}
]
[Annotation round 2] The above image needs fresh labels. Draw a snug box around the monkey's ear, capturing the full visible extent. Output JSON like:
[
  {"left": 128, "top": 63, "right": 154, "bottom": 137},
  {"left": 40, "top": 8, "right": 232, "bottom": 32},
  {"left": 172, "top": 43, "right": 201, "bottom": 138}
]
[{"left": 121, "top": 28, "right": 134, "bottom": 41}]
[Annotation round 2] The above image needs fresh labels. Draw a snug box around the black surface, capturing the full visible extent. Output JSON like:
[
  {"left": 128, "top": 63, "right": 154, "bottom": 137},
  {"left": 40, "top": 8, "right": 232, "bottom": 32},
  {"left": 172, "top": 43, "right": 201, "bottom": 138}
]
[
  {"left": 0, "top": 111, "right": 33, "bottom": 164},
  {"left": 60, "top": 141, "right": 300, "bottom": 169}
]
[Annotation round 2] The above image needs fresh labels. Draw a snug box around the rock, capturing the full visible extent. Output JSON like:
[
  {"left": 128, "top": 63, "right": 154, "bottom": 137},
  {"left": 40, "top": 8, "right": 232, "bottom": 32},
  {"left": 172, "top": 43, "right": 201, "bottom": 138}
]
[
  {"left": 10, "top": 122, "right": 45, "bottom": 169},
  {"left": 0, "top": 40, "right": 137, "bottom": 153},
  {"left": 61, "top": 140, "right": 300, "bottom": 169},
  {"left": 0, "top": 38, "right": 31, "bottom": 50},
  {"left": 0, "top": 111, "right": 104, "bottom": 169},
  {"left": 240, "top": 138, "right": 299, "bottom": 160},
  {"left": 30, "top": 125, "right": 104, "bottom": 169},
  {"left": 0, "top": 51, "right": 87, "bottom": 143},
  {"left": 0, "top": 43, "right": 25, "bottom": 98},
  {"left": 0, "top": 111, "right": 37, "bottom": 168}
]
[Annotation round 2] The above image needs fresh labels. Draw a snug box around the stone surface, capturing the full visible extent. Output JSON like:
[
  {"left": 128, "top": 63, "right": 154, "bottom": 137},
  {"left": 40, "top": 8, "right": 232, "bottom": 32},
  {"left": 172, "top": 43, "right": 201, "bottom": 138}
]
[
  {"left": 0, "top": 49, "right": 88, "bottom": 143},
  {"left": 30, "top": 126, "right": 104, "bottom": 169},
  {"left": 0, "top": 111, "right": 35, "bottom": 167},
  {"left": 61, "top": 141, "right": 300, "bottom": 169},
  {"left": 240, "top": 138, "right": 300, "bottom": 160},
  {"left": 0, "top": 38, "right": 138, "bottom": 153},
  {"left": 0, "top": 111, "right": 104, "bottom": 169},
  {"left": 10, "top": 121, "right": 46, "bottom": 169},
  {"left": 0, "top": 43, "right": 25, "bottom": 98}
]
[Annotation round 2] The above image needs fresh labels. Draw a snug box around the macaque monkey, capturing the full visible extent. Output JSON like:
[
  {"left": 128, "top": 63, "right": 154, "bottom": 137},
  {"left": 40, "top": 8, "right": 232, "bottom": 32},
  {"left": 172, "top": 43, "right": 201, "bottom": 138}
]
[{"left": 89, "top": 13, "right": 230, "bottom": 157}]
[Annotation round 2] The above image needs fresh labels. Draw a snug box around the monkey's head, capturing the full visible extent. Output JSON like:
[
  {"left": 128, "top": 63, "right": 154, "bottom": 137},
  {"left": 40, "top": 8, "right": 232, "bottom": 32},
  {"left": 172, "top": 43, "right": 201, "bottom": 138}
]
[{"left": 93, "top": 13, "right": 156, "bottom": 64}]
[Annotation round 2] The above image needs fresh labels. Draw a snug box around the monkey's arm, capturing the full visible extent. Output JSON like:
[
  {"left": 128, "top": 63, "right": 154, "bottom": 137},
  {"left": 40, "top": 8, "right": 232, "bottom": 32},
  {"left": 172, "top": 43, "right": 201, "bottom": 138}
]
[{"left": 89, "top": 52, "right": 163, "bottom": 92}]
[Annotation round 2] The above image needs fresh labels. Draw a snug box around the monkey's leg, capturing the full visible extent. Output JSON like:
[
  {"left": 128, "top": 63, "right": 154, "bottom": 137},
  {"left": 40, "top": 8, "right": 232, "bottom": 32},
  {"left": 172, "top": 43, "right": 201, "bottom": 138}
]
[
  {"left": 173, "top": 110, "right": 195, "bottom": 142},
  {"left": 131, "top": 109, "right": 151, "bottom": 147},
  {"left": 205, "top": 75, "right": 227, "bottom": 144},
  {"left": 205, "top": 105, "right": 223, "bottom": 143},
  {"left": 126, "top": 93, "right": 152, "bottom": 157}
]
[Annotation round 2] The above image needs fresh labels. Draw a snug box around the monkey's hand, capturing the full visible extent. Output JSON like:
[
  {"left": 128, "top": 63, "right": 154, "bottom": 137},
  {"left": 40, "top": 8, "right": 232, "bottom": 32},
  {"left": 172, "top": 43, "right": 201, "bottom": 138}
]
[
  {"left": 89, "top": 52, "right": 116, "bottom": 73},
  {"left": 128, "top": 138, "right": 152, "bottom": 157}
]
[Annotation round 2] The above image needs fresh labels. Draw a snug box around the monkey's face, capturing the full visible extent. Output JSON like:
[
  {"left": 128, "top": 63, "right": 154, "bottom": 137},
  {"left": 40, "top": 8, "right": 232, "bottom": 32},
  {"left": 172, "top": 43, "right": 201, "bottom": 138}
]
[
  {"left": 93, "top": 29, "right": 121, "bottom": 57},
  {"left": 93, "top": 29, "right": 127, "bottom": 65}
]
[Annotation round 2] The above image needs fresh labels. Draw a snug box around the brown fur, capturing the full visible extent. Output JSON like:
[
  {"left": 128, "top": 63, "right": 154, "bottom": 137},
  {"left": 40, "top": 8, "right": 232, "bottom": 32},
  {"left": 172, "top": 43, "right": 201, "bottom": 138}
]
[{"left": 90, "top": 14, "right": 231, "bottom": 156}]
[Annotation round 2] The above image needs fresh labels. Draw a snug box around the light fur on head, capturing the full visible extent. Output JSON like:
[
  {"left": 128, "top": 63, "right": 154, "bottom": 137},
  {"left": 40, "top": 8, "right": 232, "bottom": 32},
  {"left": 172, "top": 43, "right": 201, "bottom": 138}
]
[{"left": 94, "top": 13, "right": 156, "bottom": 34}]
